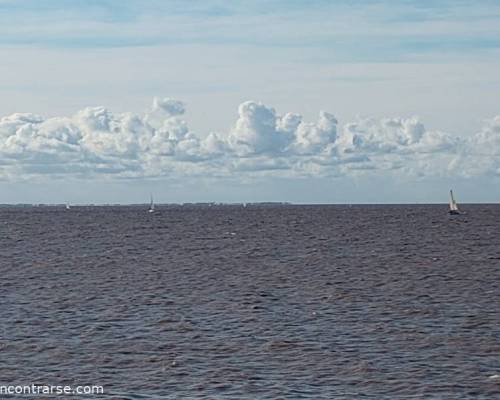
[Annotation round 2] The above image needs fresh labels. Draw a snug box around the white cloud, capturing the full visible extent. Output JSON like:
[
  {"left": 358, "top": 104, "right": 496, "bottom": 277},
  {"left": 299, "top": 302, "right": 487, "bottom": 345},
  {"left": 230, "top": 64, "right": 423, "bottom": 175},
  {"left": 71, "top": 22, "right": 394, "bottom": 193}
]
[
  {"left": 292, "top": 111, "right": 338, "bottom": 155},
  {"left": 450, "top": 116, "right": 500, "bottom": 177},
  {"left": 228, "top": 101, "right": 291, "bottom": 156},
  {"left": 0, "top": 97, "right": 497, "bottom": 181}
]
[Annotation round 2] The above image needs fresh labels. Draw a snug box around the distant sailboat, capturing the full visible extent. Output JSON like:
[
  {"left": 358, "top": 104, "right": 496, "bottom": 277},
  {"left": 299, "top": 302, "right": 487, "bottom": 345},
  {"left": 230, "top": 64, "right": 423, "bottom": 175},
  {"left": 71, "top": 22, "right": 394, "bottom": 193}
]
[
  {"left": 65, "top": 202, "right": 71, "bottom": 210},
  {"left": 148, "top": 193, "right": 155, "bottom": 213},
  {"left": 449, "top": 190, "right": 460, "bottom": 215}
]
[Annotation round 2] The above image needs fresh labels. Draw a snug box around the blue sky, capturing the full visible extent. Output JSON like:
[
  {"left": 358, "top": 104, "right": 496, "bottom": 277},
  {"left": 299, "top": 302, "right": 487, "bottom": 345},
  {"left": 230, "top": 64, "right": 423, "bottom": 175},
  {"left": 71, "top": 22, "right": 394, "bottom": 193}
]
[
  {"left": 0, "top": 0, "right": 499, "bottom": 203},
  {"left": 2, "top": 0, "right": 500, "bottom": 55}
]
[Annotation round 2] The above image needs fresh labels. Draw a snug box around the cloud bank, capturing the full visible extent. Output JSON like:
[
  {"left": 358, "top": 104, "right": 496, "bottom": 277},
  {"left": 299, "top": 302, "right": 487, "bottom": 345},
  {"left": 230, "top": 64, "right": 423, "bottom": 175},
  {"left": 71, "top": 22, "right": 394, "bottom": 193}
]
[{"left": 0, "top": 98, "right": 498, "bottom": 181}]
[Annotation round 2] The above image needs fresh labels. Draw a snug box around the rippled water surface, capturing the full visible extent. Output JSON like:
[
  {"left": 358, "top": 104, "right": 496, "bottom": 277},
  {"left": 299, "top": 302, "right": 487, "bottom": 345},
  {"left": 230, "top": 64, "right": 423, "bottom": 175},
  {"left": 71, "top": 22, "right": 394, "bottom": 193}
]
[{"left": 1, "top": 204, "right": 499, "bottom": 399}]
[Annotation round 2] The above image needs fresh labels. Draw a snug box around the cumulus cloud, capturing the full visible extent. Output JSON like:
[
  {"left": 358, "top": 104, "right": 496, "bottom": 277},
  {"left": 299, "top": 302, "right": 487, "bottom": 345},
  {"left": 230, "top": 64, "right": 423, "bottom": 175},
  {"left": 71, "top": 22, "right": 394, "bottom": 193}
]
[
  {"left": 0, "top": 97, "right": 497, "bottom": 180},
  {"left": 449, "top": 116, "right": 500, "bottom": 177},
  {"left": 228, "top": 101, "right": 291, "bottom": 155}
]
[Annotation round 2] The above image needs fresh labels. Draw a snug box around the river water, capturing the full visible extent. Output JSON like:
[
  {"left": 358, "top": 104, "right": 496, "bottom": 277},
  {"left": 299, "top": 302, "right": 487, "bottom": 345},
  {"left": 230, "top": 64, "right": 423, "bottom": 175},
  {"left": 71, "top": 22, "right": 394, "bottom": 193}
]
[{"left": 1, "top": 204, "right": 499, "bottom": 399}]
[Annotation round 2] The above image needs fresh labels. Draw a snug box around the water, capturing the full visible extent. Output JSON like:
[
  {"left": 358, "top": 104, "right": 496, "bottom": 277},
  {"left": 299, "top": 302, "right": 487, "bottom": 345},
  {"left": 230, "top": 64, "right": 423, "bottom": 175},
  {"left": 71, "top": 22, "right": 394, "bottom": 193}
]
[{"left": 1, "top": 204, "right": 499, "bottom": 399}]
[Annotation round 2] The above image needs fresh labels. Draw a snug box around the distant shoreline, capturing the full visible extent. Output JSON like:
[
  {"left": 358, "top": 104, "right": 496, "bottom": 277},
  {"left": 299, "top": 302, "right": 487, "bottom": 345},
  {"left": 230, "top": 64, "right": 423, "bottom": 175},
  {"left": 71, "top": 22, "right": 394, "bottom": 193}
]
[{"left": 1, "top": 202, "right": 498, "bottom": 207}]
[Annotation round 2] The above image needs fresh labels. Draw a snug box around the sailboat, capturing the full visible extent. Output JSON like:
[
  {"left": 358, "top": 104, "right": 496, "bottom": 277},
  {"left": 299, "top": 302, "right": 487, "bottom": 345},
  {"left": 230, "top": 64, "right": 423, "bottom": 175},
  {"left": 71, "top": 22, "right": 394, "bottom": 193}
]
[
  {"left": 65, "top": 202, "right": 71, "bottom": 210},
  {"left": 448, "top": 190, "right": 461, "bottom": 215},
  {"left": 148, "top": 193, "right": 155, "bottom": 213}
]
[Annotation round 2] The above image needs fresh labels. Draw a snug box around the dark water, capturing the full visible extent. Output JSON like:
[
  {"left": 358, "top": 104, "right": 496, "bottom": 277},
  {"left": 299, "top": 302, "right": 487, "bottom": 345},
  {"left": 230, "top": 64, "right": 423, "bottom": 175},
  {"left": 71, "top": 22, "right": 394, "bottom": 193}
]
[{"left": 1, "top": 204, "right": 499, "bottom": 399}]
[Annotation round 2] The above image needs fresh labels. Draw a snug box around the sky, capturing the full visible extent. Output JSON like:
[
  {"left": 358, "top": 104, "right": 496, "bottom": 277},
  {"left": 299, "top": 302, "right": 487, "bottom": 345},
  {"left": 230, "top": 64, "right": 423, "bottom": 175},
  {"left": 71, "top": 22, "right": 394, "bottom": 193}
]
[{"left": 0, "top": 0, "right": 499, "bottom": 204}]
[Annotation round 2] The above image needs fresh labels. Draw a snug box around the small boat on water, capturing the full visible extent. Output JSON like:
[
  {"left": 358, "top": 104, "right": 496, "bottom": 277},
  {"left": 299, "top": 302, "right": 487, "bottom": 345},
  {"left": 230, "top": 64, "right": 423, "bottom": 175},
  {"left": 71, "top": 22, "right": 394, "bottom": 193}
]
[
  {"left": 448, "top": 190, "right": 461, "bottom": 215},
  {"left": 65, "top": 202, "right": 71, "bottom": 210},
  {"left": 148, "top": 193, "right": 155, "bottom": 213}
]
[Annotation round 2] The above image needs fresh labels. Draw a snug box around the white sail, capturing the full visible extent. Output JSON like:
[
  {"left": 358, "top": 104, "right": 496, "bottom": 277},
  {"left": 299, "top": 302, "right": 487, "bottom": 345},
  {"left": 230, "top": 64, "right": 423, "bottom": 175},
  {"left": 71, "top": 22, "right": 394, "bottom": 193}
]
[
  {"left": 149, "top": 193, "right": 155, "bottom": 212},
  {"left": 449, "top": 190, "right": 459, "bottom": 211}
]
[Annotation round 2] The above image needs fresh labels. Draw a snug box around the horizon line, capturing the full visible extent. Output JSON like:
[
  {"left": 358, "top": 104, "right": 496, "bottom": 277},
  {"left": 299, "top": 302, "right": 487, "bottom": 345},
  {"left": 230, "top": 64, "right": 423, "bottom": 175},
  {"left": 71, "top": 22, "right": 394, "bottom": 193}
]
[{"left": 1, "top": 202, "right": 499, "bottom": 207}]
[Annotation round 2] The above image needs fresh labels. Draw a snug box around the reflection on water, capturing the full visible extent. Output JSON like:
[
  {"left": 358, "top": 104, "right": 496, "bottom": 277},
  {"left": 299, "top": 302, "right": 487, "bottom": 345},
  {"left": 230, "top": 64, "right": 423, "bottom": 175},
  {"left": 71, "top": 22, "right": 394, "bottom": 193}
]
[{"left": 1, "top": 204, "right": 499, "bottom": 399}]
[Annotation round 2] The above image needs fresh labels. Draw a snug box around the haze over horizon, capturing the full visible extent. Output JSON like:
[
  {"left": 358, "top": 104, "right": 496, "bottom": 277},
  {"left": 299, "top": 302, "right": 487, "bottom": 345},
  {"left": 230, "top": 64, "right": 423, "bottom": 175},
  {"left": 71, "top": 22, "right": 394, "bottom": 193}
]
[{"left": 1, "top": 0, "right": 499, "bottom": 203}]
